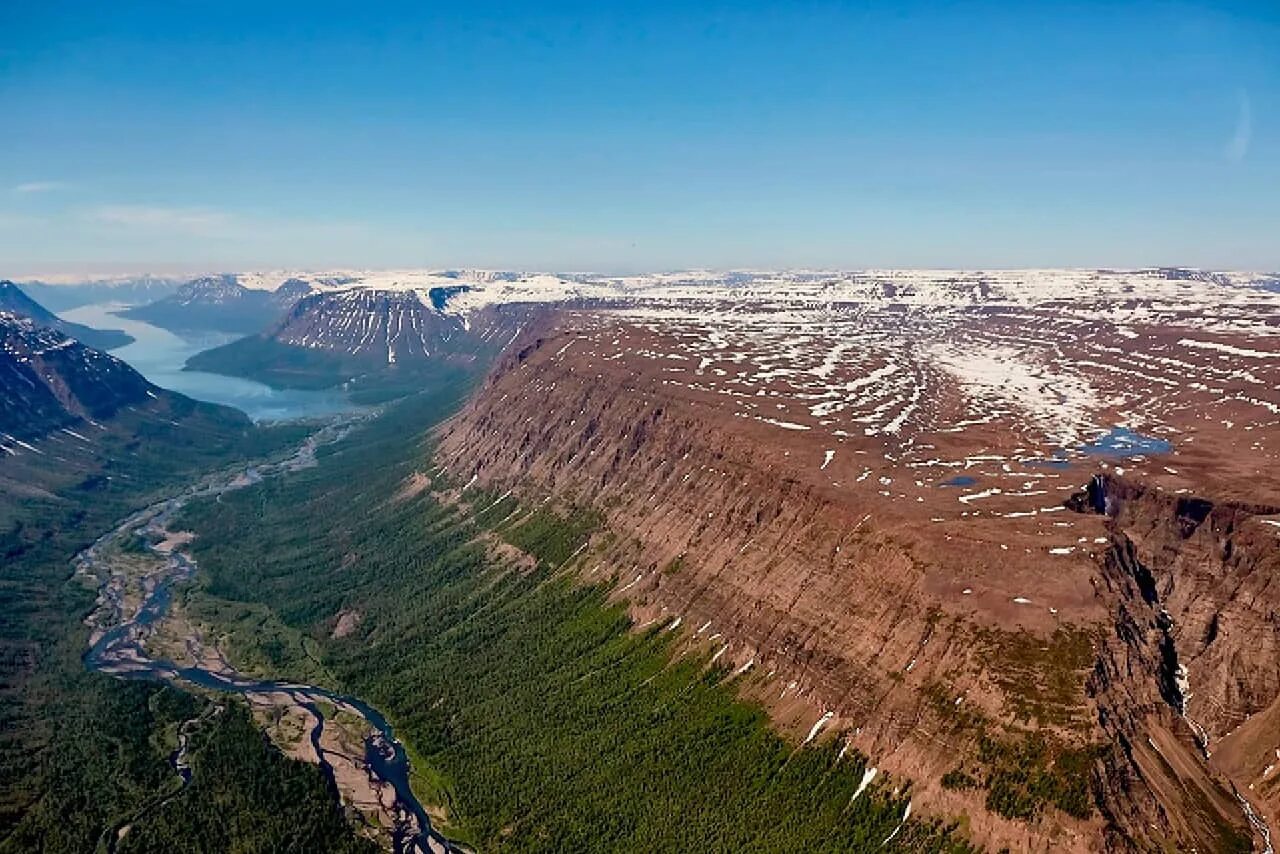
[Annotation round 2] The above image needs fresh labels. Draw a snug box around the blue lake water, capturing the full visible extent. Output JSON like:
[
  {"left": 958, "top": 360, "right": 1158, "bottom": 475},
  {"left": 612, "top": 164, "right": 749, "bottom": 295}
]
[
  {"left": 1080, "top": 426, "right": 1172, "bottom": 457},
  {"left": 940, "top": 475, "right": 978, "bottom": 487},
  {"left": 61, "top": 303, "right": 358, "bottom": 422}
]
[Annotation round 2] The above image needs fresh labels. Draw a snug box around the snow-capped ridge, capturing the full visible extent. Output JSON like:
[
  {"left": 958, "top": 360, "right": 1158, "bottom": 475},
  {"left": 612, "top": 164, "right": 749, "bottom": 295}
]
[{"left": 182, "top": 267, "right": 1280, "bottom": 325}]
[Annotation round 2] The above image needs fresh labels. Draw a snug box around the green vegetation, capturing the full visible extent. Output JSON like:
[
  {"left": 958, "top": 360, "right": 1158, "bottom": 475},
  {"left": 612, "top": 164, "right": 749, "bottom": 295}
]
[
  {"left": 176, "top": 389, "right": 972, "bottom": 852},
  {"left": 186, "top": 335, "right": 367, "bottom": 390},
  {"left": 184, "top": 592, "right": 334, "bottom": 685},
  {"left": 924, "top": 678, "right": 1100, "bottom": 823},
  {"left": 185, "top": 333, "right": 489, "bottom": 405},
  {"left": 120, "top": 530, "right": 155, "bottom": 554},
  {"left": 0, "top": 400, "right": 370, "bottom": 852},
  {"left": 975, "top": 625, "right": 1097, "bottom": 729},
  {"left": 115, "top": 704, "right": 375, "bottom": 854},
  {"left": 974, "top": 734, "right": 1098, "bottom": 821},
  {"left": 500, "top": 506, "right": 601, "bottom": 568},
  {"left": 940, "top": 768, "right": 979, "bottom": 791}
]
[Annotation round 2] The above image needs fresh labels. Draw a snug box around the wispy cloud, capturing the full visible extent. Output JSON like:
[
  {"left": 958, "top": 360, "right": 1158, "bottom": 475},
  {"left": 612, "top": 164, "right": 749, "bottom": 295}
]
[
  {"left": 1225, "top": 90, "right": 1252, "bottom": 163},
  {"left": 13, "top": 180, "right": 70, "bottom": 194},
  {"left": 87, "top": 204, "right": 234, "bottom": 236}
]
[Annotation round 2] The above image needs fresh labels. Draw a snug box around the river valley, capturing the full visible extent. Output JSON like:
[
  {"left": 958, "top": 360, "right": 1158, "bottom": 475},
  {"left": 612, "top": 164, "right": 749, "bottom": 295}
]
[{"left": 75, "top": 415, "right": 460, "bottom": 854}]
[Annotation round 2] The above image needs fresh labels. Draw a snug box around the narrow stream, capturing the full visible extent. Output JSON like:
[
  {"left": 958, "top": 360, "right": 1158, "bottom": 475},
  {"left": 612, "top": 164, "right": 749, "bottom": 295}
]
[{"left": 78, "top": 417, "right": 460, "bottom": 854}]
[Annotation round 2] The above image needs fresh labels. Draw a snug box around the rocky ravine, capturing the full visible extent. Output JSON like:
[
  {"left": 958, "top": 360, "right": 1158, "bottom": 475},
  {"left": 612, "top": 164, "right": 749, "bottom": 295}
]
[
  {"left": 434, "top": 304, "right": 1280, "bottom": 853},
  {"left": 1079, "top": 475, "right": 1280, "bottom": 852}
]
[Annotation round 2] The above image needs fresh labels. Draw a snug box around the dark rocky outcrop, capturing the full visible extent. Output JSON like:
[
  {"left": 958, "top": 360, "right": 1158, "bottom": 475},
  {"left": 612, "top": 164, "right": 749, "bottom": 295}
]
[{"left": 0, "top": 314, "right": 155, "bottom": 445}]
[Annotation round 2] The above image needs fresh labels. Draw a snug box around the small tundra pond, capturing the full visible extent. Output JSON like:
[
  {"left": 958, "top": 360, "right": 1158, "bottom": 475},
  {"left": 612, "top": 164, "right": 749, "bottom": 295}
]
[
  {"left": 1080, "top": 426, "right": 1173, "bottom": 457},
  {"left": 60, "top": 303, "right": 356, "bottom": 422}
]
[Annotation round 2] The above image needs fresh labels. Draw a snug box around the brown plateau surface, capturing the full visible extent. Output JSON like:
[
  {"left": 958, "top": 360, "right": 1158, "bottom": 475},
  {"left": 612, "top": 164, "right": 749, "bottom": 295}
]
[{"left": 433, "top": 289, "right": 1280, "bottom": 853}]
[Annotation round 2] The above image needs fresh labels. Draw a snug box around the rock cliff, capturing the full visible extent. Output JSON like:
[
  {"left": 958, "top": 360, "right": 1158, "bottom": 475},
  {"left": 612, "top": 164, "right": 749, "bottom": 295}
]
[{"left": 434, "top": 305, "right": 1280, "bottom": 852}]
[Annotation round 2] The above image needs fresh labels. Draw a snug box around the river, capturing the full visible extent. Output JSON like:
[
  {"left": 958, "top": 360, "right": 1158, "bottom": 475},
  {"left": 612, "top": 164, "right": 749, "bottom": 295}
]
[
  {"left": 77, "top": 417, "right": 461, "bottom": 854},
  {"left": 59, "top": 303, "right": 357, "bottom": 422}
]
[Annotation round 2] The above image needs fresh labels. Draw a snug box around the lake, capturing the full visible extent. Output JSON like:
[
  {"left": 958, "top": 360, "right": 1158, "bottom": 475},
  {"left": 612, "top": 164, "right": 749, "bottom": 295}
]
[
  {"left": 1080, "top": 426, "right": 1173, "bottom": 457},
  {"left": 61, "top": 303, "right": 358, "bottom": 422}
]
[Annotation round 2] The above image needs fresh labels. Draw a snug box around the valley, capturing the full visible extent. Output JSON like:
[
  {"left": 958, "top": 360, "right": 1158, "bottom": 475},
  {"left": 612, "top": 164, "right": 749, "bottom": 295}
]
[
  {"left": 15, "top": 366, "right": 966, "bottom": 852},
  {"left": 0, "top": 305, "right": 376, "bottom": 853},
  {"left": 75, "top": 414, "right": 460, "bottom": 853},
  {"left": 4, "top": 266, "right": 1280, "bottom": 852},
  {"left": 12, "top": 6, "right": 1275, "bottom": 851},
  {"left": 164, "top": 389, "right": 967, "bottom": 852}
]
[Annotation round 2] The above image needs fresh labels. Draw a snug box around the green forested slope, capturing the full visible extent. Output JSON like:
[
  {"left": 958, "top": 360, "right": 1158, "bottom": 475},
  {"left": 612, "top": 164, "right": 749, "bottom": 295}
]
[
  {"left": 0, "top": 403, "right": 370, "bottom": 853},
  {"left": 177, "top": 389, "right": 972, "bottom": 853}
]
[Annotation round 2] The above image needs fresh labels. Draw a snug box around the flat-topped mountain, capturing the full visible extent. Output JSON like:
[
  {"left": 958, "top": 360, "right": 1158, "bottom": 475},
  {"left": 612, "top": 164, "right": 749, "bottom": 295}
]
[
  {"left": 121, "top": 274, "right": 314, "bottom": 335},
  {"left": 427, "top": 264, "right": 1280, "bottom": 852},
  {"left": 269, "top": 288, "right": 493, "bottom": 362},
  {"left": 139, "top": 264, "right": 1280, "bottom": 312},
  {"left": 186, "top": 287, "right": 533, "bottom": 394}
]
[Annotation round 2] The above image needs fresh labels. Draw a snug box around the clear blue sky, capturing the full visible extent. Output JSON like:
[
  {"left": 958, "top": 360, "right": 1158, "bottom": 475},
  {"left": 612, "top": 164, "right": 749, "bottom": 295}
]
[{"left": 2, "top": 1, "right": 1278, "bottom": 274}]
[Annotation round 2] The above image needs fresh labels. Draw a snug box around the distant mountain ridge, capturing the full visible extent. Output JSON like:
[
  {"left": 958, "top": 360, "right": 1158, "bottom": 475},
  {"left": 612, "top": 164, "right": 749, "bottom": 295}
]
[
  {"left": 0, "top": 280, "right": 134, "bottom": 350},
  {"left": 20, "top": 275, "right": 184, "bottom": 311},
  {"left": 179, "top": 266, "right": 1280, "bottom": 398},
  {"left": 45, "top": 265, "right": 1280, "bottom": 329},
  {"left": 121, "top": 274, "right": 313, "bottom": 335}
]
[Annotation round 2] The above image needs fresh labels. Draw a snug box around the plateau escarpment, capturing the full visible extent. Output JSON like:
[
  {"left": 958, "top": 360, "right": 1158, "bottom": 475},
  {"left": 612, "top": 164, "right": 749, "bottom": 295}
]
[{"left": 434, "top": 275, "right": 1280, "bottom": 852}]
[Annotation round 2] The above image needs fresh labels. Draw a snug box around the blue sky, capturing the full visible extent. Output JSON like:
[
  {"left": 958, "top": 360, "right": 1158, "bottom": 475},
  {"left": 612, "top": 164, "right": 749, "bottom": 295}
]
[{"left": 2, "top": 1, "right": 1278, "bottom": 274}]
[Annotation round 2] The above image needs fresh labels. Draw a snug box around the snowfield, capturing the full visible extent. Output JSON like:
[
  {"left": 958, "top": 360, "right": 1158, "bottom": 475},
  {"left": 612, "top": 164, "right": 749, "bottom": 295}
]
[{"left": 202, "top": 266, "right": 1280, "bottom": 329}]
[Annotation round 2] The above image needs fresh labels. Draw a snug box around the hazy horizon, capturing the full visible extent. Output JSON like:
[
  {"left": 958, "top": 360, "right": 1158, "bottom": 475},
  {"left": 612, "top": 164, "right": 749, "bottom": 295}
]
[{"left": 12, "top": 261, "right": 1280, "bottom": 285}]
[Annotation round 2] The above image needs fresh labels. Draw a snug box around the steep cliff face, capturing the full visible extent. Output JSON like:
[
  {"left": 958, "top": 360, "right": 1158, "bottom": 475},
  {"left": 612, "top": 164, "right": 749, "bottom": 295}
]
[
  {"left": 434, "top": 307, "right": 1280, "bottom": 852},
  {"left": 1082, "top": 476, "right": 1280, "bottom": 738},
  {"left": 435, "top": 322, "right": 1102, "bottom": 851},
  {"left": 1076, "top": 475, "right": 1280, "bottom": 851}
]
